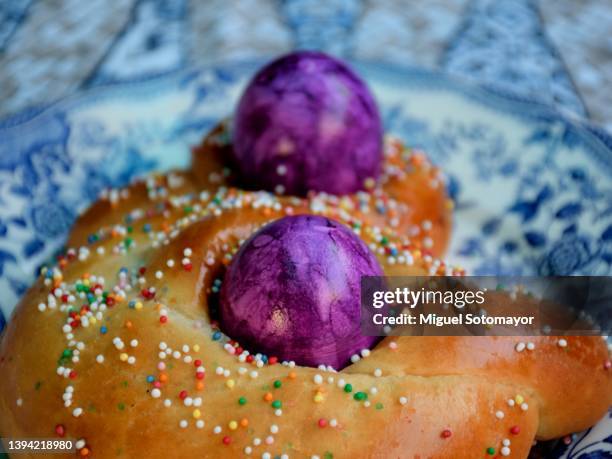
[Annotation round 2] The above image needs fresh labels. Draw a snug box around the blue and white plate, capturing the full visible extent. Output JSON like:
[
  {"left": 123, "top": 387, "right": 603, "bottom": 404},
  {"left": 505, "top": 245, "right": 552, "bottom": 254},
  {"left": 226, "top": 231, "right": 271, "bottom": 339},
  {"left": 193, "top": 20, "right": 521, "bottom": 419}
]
[{"left": 0, "top": 60, "right": 610, "bottom": 457}]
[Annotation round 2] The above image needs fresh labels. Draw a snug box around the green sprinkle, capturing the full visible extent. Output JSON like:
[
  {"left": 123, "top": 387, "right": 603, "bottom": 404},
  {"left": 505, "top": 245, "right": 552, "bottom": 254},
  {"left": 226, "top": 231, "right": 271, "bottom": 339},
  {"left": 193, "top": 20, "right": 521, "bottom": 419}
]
[
  {"left": 343, "top": 384, "right": 353, "bottom": 393},
  {"left": 271, "top": 400, "right": 282, "bottom": 409},
  {"left": 118, "top": 402, "right": 125, "bottom": 411},
  {"left": 486, "top": 447, "right": 495, "bottom": 455},
  {"left": 238, "top": 397, "right": 247, "bottom": 405},
  {"left": 380, "top": 236, "right": 389, "bottom": 245},
  {"left": 353, "top": 392, "right": 367, "bottom": 401},
  {"left": 375, "top": 402, "right": 384, "bottom": 410},
  {"left": 62, "top": 349, "right": 72, "bottom": 358},
  {"left": 127, "top": 226, "right": 133, "bottom": 233},
  {"left": 324, "top": 452, "right": 334, "bottom": 459},
  {"left": 273, "top": 380, "right": 282, "bottom": 389},
  {"left": 34, "top": 381, "right": 42, "bottom": 391},
  {"left": 184, "top": 205, "right": 193, "bottom": 214}
]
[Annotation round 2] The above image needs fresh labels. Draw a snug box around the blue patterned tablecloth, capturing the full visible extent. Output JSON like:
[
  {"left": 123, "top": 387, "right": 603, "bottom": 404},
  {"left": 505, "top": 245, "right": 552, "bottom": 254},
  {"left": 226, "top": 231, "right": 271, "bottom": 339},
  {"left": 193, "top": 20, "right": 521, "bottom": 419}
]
[{"left": 1, "top": 0, "right": 611, "bottom": 129}]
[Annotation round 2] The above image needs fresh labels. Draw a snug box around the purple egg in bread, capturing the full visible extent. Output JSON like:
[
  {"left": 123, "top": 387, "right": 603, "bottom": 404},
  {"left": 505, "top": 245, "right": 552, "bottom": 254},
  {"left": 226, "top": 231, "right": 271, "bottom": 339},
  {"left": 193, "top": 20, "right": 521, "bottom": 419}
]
[
  {"left": 233, "top": 51, "right": 383, "bottom": 196},
  {"left": 219, "top": 214, "right": 382, "bottom": 369}
]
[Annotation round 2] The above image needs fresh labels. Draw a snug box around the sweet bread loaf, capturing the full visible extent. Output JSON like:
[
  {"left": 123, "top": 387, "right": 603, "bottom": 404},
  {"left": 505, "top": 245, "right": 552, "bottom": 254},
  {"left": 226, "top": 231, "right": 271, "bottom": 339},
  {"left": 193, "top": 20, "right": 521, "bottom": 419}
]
[{"left": 1, "top": 124, "right": 610, "bottom": 458}]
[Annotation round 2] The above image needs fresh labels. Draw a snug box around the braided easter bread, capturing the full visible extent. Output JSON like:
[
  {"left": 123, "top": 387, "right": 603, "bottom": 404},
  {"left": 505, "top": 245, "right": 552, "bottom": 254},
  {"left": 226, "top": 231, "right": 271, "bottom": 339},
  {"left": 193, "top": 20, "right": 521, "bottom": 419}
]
[{"left": 0, "top": 126, "right": 610, "bottom": 459}]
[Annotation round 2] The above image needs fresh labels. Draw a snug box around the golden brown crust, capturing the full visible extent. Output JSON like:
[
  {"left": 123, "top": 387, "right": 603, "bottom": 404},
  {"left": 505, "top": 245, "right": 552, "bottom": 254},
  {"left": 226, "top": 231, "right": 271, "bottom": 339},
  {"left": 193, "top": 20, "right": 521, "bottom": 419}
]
[{"left": 0, "top": 128, "right": 609, "bottom": 459}]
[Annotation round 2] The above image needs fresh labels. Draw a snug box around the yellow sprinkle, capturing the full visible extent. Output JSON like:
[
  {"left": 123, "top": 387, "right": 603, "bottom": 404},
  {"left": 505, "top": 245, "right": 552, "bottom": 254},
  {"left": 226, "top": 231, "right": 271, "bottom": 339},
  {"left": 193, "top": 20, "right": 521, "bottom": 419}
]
[
  {"left": 445, "top": 199, "right": 455, "bottom": 210},
  {"left": 119, "top": 353, "right": 128, "bottom": 362},
  {"left": 90, "top": 317, "right": 97, "bottom": 325},
  {"left": 193, "top": 344, "right": 200, "bottom": 352},
  {"left": 192, "top": 409, "right": 201, "bottom": 419},
  {"left": 83, "top": 280, "right": 90, "bottom": 287},
  {"left": 228, "top": 420, "right": 238, "bottom": 430},
  {"left": 226, "top": 379, "right": 235, "bottom": 389},
  {"left": 515, "top": 394, "right": 524, "bottom": 404},
  {"left": 135, "top": 302, "right": 143, "bottom": 310},
  {"left": 314, "top": 392, "right": 324, "bottom": 403}
]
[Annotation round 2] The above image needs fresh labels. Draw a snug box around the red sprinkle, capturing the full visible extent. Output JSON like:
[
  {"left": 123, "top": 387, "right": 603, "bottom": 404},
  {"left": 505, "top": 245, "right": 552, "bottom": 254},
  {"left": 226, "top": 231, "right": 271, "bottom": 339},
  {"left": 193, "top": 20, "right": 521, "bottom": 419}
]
[
  {"left": 318, "top": 418, "right": 328, "bottom": 428},
  {"left": 179, "top": 390, "right": 188, "bottom": 400},
  {"left": 153, "top": 381, "right": 162, "bottom": 389},
  {"left": 268, "top": 356, "right": 278, "bottom": 365},
  {"left": 196, "top": 372, "right": 205, "bottom": 380},
  {"left": 55, "top": 424, "right": 66, "bottom": 437},
  {"left": 246, "top": 355, "right": 254, "bottom": 363},
  {"left": 159, "top": 316, "right": 168, "bottom": 324},
  {"left": 510, "top": 425, "right": 521, "bottom": 435},
  {"left": 604, "top": 360, "right": 611, "bottom": 370},
  {"left": 69, "top": 370, "right": 77, "bottom": 379},
  {"left": 184, "top": 263, "right": 193, "bottom": 272},
  {"left": 222, "top": 436, "right": 231, "bottom": 445},
  {"left": 441, "top": 429, "right": 452, "bottom": 439},
  {"left": 194, "top": 360, "right": 202, "bottom": 367}
]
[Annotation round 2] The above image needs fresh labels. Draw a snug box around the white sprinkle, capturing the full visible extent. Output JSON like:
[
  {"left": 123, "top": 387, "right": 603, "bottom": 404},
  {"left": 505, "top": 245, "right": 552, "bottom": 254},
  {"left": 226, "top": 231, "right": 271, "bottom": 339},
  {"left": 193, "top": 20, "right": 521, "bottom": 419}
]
[
  {"left": 75, "top": 439, "right": 86, "bottom": 449},
  {"left": 526, "top": 342, "right": 535, "bottom": 351},
  {"left": 183, "top": 248, "right": 193, "bottom": 257},
  {"left": 276, "top": 165, "right": 287, "bottom": 176},
  {"left": 521, "top": 403, "right": 529, "bottom": 411},
  {"left": 250, "top": 370, "right": 258, "bottom": 379},
  {"left": 270, "top": 424, "right": 279, "bottom": 434},
  {"left": 373, "top": 368, "right": 382, "bottom": 377},
  {"left": 196, "top": 420, "right": 204, "bottom": 429},
  {"left": 244, "top": 446, "right": 252, "bottom": 455},
  {"left": 166, "top": 259, "right": 175, "bottom": 268},
  {"left": 130, "top": 339, "right": 139, "bottom": 347},
  {"left": 16, "top": 398, "right": 23, "bottom": 407},
  {"left": 38, "top": 303, "right": 47, "bottom": 312},
  {"left": 399, "top": 396, "right": 408, "bottom": 405},
  {"left": 350, "top": 354, "right": 360, "bottom": 363},
  {"left": 127, "top": 356, "right": 136, "bottom": 365},
  {"left": 151, "top": 389, "right": 161, "bottom": 398},
  {"left": 213, "top": 426, "right": 222, "bottom": 434},
  {"left": 501, "top": 446, "right": 511, "bottom": 456},
  {"left": 274, "top": 409, "right": 282, "bottom": 416},
  {"left": 364, "top": 401, "right": 371, "bottom": 407},
  {"left": 388, "top": 341, "right": 398, "bottom": 350},
  {"left": 502, "top": 439, "right": 511, "bottom": 446},
  {"left": 72, "top": 407, "right": 83, "bottom": 417},
  {"left": 370, "top": 387, "right": 378, "bottom": 395},
  {"left": 262, "top": 453, "right": 271, "bottom": 459},
  {"left": 314, "top": 374, "right": 323, "bottom": 385},
  {"left": 184, "top": 397, "right": 193, "bottom": 407},
  {"left": 155, "top": 271, "right": 163, "bottom": 279},
  {"left": 96, "top": 354, "right": 104, "bottom": 364},
  {"left": 515, "top": 342, "right": 526, "bottom": 352},
  {"left": 558, "top": 339, "right": 568, "bottom": 348},
  {"left": 329, "top": 418, "right": 338, "bottom": 427},
  {"left": 179, "top": 420, "right": 188, "bottom": 428},
  {"left": 495, "top": 410, "right": 505, "bottom": 419},
  {"left": 507, "top": 399, "right": 515, "bottom": 407},
  {"left": 265, "top": 435, "right": 274, "bottom": 445},
  {"left": 164, "top": 399, "right": 172, "bottom": 407},
  {"left": 337, "top": 378, "right": 346, "bottom": 388},
  {"left": 253, "top": 438, "right": 261, "bottom": 446},
  {"left": 360, "top": 349, "right": 371, "bottom": 358}
]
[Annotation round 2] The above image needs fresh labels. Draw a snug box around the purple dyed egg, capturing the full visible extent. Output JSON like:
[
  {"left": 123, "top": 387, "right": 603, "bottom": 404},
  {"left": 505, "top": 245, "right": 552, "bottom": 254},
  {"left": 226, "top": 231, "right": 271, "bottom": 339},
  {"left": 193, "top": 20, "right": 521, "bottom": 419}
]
[
  {"left": 219, "top": 215, "right": 382, "bottom": 369},
  {"left": 233, "top": 51, "right": 383, "bottom": 196}
]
